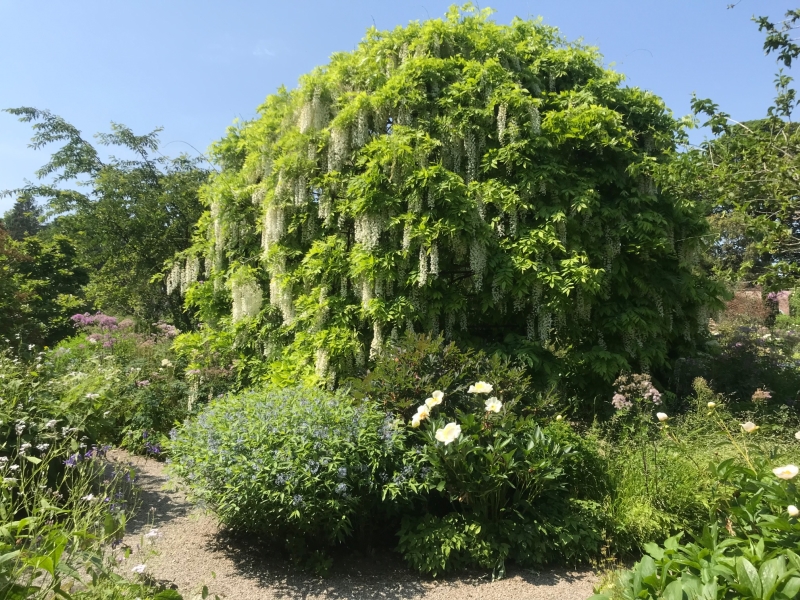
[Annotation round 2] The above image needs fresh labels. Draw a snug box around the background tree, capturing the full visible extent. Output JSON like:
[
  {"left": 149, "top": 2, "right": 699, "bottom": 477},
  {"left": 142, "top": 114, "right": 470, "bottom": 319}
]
[
  {"left": 0, "top": 225, "right": 88, "bottom": 349},
  {"left": 1, "top": 196, "right": 42, "bottom": 240},
  {"left": 669, "top": 9, "right": 800, "bottom": 289},
  {"left": 179, "top": 5, "right": 722, "bottom": 397},
  {"left": 2, "top": 109, "right": 209, "bottom": 327}
]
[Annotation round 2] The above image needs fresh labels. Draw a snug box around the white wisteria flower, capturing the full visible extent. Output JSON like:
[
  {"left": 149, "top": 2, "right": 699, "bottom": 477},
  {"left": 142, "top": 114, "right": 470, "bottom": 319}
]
[
  {"left": 656, "top": 412, "right": 669, "bottom": 422},
  {"left": 484, "top": 397, "right": 502, "bottom": 413},
  {"left": 741, "top": 421, "right": 759, "bottom": 433},
  {"left": 467, "top": 381, "right": 493, "bottom": 394},
  {"left": 788, "top": 505, "right": 799, "bottom": 517},
  {"left": 425, "top": 390, "right": 444, "bottom": 409},
  {"left": 773, "top": 465, "right": 799, "bottom": 480},
  {"left": 435, "top": 423, "right": 462, "bottom": 445},
  {"left": 131, "top": 564, "right": 146, "bottom": 574}
]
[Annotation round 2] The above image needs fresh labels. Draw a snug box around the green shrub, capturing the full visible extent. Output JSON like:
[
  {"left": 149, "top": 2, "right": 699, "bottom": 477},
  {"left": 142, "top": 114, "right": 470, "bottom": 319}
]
[
  {"left": 594, "top": 422, "right": 800, "bottom": 600},
  {"left": 169, "top": 386, "right": 406, "bottom": 571},
  {"left": 390, "top": 383, "right": 604, "bottom": 576},
  {"left": 349, "top": 332, "right": 537, "bottom": 417}
]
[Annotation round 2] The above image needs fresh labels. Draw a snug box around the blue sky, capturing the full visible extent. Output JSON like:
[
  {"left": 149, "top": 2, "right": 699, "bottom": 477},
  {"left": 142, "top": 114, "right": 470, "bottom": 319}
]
[{"left": 0, "top": 0, "right": 794, "bottom": 212}]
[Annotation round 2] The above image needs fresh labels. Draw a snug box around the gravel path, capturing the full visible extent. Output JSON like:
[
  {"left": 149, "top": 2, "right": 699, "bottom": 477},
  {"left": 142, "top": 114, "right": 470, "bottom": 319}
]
[{"left": 112, "top": 450, "right": 598, "bottom": 600}]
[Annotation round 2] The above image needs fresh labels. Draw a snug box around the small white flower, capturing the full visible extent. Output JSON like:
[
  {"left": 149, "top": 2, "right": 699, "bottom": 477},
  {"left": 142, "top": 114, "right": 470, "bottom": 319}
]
[
  {"left": 656, "top": 412, "right": 669, "bottom": 422},
  {"left": 707, "top": 402, "right": 716, "bottom": 408},
  {"left": 81, "top": 494, "right": 95, "bottom": 501},
  {"left": 131, "top": 564, "right": 146, "bottom": 574},
  {"left": 773, "top": 465, "right": 799, "bottom": 480},
  {"left": 435, "top": 422, "right": 462, "bottom": 445},
  {"left": 410, "top": 415, "right": 422, "bottom": 428},
  {"left": 161, "top": 359, "right": 173, "bottom": 367},
  {"left": 795, "top": 431, "right": 800, "bottom": 441},
  {"left": 3, "top": 478, "right": 18, "bottom": 485},
  {"left": 45, "top": 419, "right": 57, "bottom": 428},
  {"left": 9, "top": 465, "right": 19, "bottom": 471},
  {"left": 144, "top": 528, "right": 160, "bottom": 539},
  {"left": 555, "top": 415, "right": 563, "bottom": 421},
  {"left": 741, "top": 421, "right": 759, "bottom": 433},
  {"left": 788, "top": 505, "right": 799, "bottom": 517},
  {"left": 468, "top": 381, "right": 493, "bottom": 394},
  {"left": 36, "top": 443, "right": 49, "bottom": 451},
  {"left": 484, "top": 397, "right": 502, "bottom": 413},
  {"left": 86, "top": 393, "right": 100, "bottom": 399},
  {"left": 425, "top": 390, "right": 444, "bottom": 409}
]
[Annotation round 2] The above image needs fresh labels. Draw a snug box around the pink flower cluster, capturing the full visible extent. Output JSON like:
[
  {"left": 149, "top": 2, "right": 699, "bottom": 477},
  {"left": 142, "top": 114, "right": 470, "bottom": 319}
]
[
  {"left": 71, "top": 312, "right": 120, "bottom": 331},
  {"left": 611, "top": 373, "right": 663, "bottom": 411}
]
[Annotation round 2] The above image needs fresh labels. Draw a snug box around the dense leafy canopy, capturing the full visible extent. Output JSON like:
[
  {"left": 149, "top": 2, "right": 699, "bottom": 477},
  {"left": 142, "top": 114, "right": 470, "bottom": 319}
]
[
  {"left": 666, "top": 9, "right": 800, "bottom": 290},
  {"left": 185, "top": 5, "right": 721, "bottom": 390},
  {"left": 3, "top": 108, "right": 209, "bottom": 326}
]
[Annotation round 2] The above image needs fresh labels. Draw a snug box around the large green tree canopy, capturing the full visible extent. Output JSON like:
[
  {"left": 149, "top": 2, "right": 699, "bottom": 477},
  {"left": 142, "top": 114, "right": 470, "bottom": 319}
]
[{"left": 182, "top": 5, "right": 721, "bottom": 390}]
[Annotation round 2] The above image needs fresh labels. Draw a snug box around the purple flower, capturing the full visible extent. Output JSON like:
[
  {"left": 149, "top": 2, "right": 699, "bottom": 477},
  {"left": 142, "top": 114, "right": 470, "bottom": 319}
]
[{"left": 611, "top": 393, "right": 632, "bottom": 410}]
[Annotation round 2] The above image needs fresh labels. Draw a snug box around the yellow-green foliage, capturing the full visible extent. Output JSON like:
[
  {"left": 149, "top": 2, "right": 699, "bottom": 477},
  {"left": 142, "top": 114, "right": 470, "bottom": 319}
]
[{"left": 184, "top": 4, "right": 722, "bottom": 391}]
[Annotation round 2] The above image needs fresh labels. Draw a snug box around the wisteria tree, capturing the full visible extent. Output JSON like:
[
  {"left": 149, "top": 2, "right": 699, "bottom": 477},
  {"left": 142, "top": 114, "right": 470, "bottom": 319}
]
[{"left": 174, "top": 5, "right": 722, "bottom": 392}]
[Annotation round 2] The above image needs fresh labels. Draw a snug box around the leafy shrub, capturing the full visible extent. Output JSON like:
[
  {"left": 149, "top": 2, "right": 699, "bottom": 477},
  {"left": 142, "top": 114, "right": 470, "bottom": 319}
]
[
  {"left": 391, "top": 383, "right": 604, "bottom": 576},
  {"left": 595, "top": 436, "right": 800, "bottom": 599},
  {"left": 169, "top": 386, "right": 406, "bottom": 571},
  {"left": 349, "top": 332, "right": 536, "bottom": 417}
]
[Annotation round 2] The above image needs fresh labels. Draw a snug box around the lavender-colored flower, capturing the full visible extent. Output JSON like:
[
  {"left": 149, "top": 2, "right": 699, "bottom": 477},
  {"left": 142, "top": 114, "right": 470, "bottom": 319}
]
[
  {"left": 292, "top": 494, "right": 304, "bottom": 506},
  {"left": 337, "top": 467, "right": 347, "bottom": 478},
  {"left": 335, "top": 483, "right": 348, "bottom": 494},
  {"left": 611, "top": 393, "right": 632, "bottom": 410}
]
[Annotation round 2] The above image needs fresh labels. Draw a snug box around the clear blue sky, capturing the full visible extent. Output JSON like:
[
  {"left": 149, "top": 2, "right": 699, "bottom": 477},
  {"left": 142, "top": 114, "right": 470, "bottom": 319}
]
[{"left": 0, "top": 0, "right": 794, "bottom": 212}]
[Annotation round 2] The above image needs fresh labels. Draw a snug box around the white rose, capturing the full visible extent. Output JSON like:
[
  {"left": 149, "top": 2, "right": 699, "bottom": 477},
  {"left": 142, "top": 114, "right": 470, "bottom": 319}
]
[
  {"left": 656, "top": 412, "right": 668, "bottom": 422},
  {"left": 435, "top": 422, "right": 462, "bottom": 445},
  {"left": 788, "top": 505, "right": 799, "bottom": 517},
  {"left": 467, "top": 381, "right": 493, "bottom": 394},
  {"left": 484, "top": 397, "right": 502, "bottom": 413},
  {"left": 773, "top": 465, "right": 799, "bottom": 480}
]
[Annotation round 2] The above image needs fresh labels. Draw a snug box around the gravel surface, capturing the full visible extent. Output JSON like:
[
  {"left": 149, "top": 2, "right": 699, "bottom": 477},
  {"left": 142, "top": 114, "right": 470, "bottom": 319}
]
[{"left": 113, "top": 450, "right": 598, "bottom": 600}]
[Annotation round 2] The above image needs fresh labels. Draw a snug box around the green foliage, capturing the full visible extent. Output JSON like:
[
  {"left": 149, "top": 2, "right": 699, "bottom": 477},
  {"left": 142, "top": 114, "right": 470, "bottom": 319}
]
[
  {"left": 596, "top": 453, "right": 800, "bottom": 600},
  {"left": 3, "top": 108, "right": 208, "bottom": 326},
  {"left": 1, "top": 196, "right": 42, "bottom": 241},
  {"left": 349, "top": 332, "right": 535, "bottom": 417},
  {"left": 665, "top": 9, "right": 800, "bottom": 290},
  {"left": 0, "top": 228, "right": 88, "bottom": 350},
  {"left": 391, "top": 384, "right": 604, "bottom": 576},
  {"left": 169, "top": 386, "right": 406, "bottom": 572},
  {"left": 185, "top": 4, "right": 721, "bottom": 395}
]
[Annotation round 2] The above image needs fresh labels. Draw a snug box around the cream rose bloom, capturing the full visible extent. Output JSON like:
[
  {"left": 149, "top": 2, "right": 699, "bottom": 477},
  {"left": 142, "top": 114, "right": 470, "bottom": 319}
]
[
  {"left": 468, "top": 381, "right": 493, "bottom": 394},
  {"left": 773, "top": 465, "right": 799, "bottom": 480},
  {"left": 788, "top": 505, "right": 799, "bottom": 517},
  {"left": 435, "top": 422, "right": 462, "bottom": 445},
  {"left": 485, "top": 397, "right": 502, "bottom": 413},
  {"left": 741, "top": 421, "right": 759, "bottom": 433},
  {"left": 707, "top": 402, "right": 716, "bottom": 408},
  {"left": 795, "top": 431, "right": 800, "bottom": 441},
  {"left": 656, "top": 412, "right": 669, "bottom": 422},
  {"left": 425, "top": 390, "right": 444, "bottom": 409}
]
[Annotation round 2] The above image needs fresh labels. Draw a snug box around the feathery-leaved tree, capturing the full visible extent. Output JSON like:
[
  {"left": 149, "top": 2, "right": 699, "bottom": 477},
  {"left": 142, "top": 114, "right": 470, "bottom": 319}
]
[{"left": 177, "top": 5, "right": 722, "bottom": 392}]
